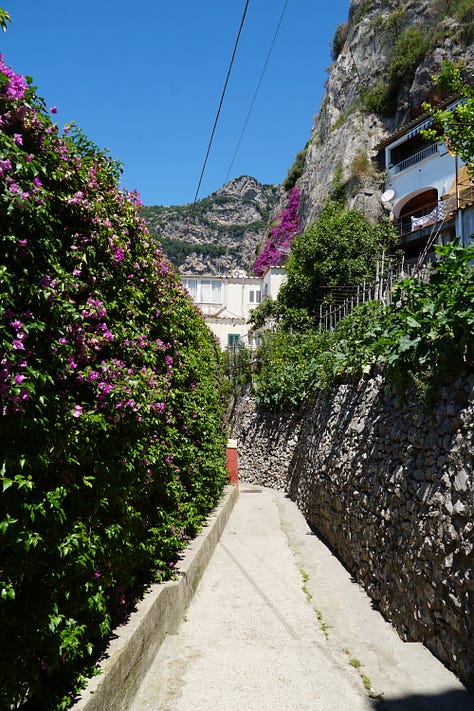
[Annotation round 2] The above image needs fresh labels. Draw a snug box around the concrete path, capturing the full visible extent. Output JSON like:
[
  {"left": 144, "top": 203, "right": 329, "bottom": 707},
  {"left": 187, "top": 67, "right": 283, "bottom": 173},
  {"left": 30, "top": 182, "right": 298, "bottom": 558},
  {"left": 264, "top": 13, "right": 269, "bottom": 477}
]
[{"left": 129, "top": 486, "right": 473, "bottom": 711}]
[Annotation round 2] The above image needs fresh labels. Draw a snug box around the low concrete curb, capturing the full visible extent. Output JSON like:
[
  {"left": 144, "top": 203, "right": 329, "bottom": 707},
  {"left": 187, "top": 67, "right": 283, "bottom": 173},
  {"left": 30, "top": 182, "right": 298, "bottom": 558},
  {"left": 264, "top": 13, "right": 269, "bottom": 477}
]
[{"left": 72, "top": 485, "right": 238, "bottom": 711}]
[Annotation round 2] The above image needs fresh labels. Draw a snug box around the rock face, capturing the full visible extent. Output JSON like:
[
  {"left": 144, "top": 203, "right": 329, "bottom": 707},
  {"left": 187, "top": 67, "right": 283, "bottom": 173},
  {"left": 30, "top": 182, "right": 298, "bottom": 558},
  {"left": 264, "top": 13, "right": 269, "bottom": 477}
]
[
  {"left": 230, "top": 371, "right": 474, "bottom": 689},
  {"left": 299, "top": 0, "right": 474, "bottom": 230},
  {"left": 141, "top": 176, "right": 280, "bottom": 276}
]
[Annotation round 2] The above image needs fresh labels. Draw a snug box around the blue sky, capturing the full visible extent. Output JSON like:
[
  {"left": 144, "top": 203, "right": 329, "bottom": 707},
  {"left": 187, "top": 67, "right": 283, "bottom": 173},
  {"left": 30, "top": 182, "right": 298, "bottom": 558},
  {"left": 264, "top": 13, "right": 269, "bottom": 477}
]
[{"left": 1, "top": 1, "right": 349, "bottom": 206}]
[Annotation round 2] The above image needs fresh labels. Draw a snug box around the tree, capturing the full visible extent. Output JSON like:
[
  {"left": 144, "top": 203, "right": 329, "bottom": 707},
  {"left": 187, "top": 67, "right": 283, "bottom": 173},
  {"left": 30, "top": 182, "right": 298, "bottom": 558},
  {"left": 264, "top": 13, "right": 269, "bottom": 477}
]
[
  {"left": 422, "top": 62, "right": 474, "bottom": 173},
  {"left": 278, "top": 200, "right": 396, "bottom": 316},
  {"left": 0, "top": 7, "right": 10, "bottom": 32}
]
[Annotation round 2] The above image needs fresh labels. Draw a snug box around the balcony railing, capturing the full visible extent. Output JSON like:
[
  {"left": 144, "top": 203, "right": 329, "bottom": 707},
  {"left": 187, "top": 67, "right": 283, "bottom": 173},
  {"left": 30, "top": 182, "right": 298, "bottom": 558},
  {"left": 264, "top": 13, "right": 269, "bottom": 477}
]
[
  {"left": 392, "top": 181, "right": 474, "bottom": 238},
  {"left": 390, "top": 142, "right": 439, "bottom": 174}
]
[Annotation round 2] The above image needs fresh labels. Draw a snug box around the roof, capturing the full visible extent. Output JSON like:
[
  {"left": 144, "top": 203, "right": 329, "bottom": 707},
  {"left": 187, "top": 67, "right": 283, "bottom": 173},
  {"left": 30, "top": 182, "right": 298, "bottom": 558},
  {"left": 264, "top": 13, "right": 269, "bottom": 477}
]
[{"left": 374, "top": 97, "right": 462, "bottom": 152}]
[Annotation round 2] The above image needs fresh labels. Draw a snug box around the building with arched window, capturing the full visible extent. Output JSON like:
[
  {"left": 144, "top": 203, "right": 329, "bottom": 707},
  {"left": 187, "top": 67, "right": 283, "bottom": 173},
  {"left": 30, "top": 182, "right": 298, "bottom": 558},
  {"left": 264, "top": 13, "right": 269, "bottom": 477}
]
[{"left": 377, "top": 102, "right": 474, "bottom": 264}]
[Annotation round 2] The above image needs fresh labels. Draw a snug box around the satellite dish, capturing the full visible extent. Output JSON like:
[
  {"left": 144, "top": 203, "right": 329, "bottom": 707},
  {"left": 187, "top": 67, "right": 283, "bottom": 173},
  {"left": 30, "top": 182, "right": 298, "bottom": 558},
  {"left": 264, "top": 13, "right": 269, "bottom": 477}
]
[{"left": 381, "top": 189, "right": 395, "bottom": 205}]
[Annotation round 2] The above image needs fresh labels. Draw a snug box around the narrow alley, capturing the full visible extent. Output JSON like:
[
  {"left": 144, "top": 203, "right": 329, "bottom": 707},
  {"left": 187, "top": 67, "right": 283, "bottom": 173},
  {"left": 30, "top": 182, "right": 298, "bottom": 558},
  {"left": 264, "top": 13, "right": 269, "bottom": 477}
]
[{"left": 128, "top": 487, "right": 473, "bottom": 711}]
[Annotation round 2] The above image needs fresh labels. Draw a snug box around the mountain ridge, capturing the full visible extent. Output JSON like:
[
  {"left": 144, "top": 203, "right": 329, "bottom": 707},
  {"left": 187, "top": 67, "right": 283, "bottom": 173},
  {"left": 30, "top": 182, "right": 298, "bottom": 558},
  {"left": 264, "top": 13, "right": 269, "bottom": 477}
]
[{"left": 141, "top": 176, "right": 281, "bottom": 276}]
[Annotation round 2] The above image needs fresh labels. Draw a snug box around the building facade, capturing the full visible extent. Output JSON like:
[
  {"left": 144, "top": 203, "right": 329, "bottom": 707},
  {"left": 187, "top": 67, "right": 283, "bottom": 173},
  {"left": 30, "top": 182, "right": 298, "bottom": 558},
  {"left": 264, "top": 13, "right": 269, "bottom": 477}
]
[
  {"left": 182, "top": 267, "right": 286, "bottom": 350},
  {"left": 378, "top": 104, "right": 474, "bottom": 264}
]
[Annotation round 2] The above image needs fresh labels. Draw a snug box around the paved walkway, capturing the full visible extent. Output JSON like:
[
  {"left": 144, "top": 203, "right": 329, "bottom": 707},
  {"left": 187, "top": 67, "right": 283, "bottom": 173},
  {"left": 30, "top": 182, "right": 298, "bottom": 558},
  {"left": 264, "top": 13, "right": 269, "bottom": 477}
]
[{"left": 129, "top": 486, "right": 473, "bottom": 711}]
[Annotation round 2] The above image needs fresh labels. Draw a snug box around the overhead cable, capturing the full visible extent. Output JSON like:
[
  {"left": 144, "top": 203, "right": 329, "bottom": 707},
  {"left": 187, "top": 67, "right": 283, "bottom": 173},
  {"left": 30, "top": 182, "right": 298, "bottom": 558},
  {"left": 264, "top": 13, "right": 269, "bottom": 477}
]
[
  {"left": 225, "top": 0, "right": 290, "bottom": 183},
  {"left": 193, "top": 0, "right": 250, "bottom": 204}
]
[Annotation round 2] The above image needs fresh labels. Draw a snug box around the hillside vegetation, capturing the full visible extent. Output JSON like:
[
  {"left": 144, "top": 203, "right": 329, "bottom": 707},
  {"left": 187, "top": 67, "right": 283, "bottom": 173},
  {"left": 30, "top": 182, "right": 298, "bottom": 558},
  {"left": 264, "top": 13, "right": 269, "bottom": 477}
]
[{"left": 142, "top": 177, "right": 280, "bottom": 275}]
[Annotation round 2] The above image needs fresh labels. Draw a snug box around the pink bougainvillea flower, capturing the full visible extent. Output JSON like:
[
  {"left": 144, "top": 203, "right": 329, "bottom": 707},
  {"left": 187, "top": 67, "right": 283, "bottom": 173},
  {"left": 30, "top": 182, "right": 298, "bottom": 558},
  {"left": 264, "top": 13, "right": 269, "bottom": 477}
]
[
  {"left": 50, "top": 106, "right": 58, "bottom": 114},
  {"left": 72, "top": 404, "right": 83, "bottom": 417}
]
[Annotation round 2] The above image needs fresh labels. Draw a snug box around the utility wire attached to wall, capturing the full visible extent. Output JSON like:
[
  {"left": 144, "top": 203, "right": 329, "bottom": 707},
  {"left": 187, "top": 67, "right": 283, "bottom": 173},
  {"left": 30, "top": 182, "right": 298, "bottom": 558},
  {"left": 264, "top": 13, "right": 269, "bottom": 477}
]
[
  {"left": 225, "top": 0, "right": 289, "bottom": 183},
  {"left": 193, "top": 0, "right": 250, "bottom": 205}
]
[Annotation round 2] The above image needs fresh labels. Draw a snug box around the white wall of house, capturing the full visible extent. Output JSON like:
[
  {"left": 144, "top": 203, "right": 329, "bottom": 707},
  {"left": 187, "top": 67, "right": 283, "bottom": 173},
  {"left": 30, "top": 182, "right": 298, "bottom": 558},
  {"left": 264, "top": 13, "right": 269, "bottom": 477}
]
[
  {"left": 380, "top": 109, "right": 474, "bottom": 256},
  {"left": 261, "top": 267, "right": 287, "bottom": 300},
  {"left": 384, "top": 141, "right": 461, "bottom": 217},
  {"left": 182, "top": 268, "right": 286, "bottom": 349}
]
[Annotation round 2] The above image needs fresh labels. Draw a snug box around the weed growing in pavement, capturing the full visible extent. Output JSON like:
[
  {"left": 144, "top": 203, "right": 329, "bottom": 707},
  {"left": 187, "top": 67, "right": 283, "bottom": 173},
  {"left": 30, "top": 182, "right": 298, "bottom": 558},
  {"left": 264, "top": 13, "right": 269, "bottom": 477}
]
[
  {"left": 299, "top": 568, "right": 330, "bottom": 639},
  {"left": 342, "top": 648, "right": 384, "bottom": 700}
]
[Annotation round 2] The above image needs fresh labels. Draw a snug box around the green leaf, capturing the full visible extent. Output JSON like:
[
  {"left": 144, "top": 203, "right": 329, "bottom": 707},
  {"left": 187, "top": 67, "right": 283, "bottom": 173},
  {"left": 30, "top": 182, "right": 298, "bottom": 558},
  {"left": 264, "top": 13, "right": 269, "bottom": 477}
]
[{"left": 2, "top": 478, "right": 13, "bottom": 492}]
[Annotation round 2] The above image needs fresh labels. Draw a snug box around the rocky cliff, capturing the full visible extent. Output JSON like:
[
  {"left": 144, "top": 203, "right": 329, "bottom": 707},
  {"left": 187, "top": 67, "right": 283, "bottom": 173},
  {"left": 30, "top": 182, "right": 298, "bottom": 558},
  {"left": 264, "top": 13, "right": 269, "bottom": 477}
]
[
  {"left": 141, "top": 176, "right": 280, "bottom": 276},
  {"left": 299, "top": 0, "right": 474, "bottom": 230}
]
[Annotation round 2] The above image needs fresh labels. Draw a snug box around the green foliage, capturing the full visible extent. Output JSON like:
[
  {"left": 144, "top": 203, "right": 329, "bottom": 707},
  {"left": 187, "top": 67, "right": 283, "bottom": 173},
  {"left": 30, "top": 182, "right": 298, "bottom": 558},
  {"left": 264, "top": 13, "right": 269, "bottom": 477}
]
[
  {"left": 331, "top": 21, "right": 349, "bottom": 61},
  {"left": 223, "top": 345, "right": 252, "bottom": 398},
  {"left": 253, "top": 241, "right": 474, "bottom": 411},
  {"left": 155, "top": 236, "right": 234, "bottom": 268},
  {"left": 248, "top": 296, "right": 278, "bottom": 331},
  {"left": 361, "top": 26, "right": 430, "bottom": 115},
  {"left": 434, "top": 0, "right": 474, "bottom": 44},
  {"left": 253, "top": 329, "right": 336, "bottom": 410},
  {"left": 283, "top": 147, "right": 307, "bottom": 191},
  {"left": 0, "top": 6, "right": 10, "bottom": 31},
  {"left": 351, "top": 150, "right": 377, "bottom": 180},
  {"left": 390, "top": 26, "right": 430, "bottom": 94},
  {"left": 383, "top": 241, "right": 474, "bottom": 383},
  {"left": 278, "top": 200, "right": 396, "bottom": 316},
  {"left": 352, "top": 0, "right": 372, "bottom": 26},
  {"left": 422, "top": 62, "right": 474, "bottom": 175},
  {"left": 0, "top": 58, "right": 227, "bottom": 709}
]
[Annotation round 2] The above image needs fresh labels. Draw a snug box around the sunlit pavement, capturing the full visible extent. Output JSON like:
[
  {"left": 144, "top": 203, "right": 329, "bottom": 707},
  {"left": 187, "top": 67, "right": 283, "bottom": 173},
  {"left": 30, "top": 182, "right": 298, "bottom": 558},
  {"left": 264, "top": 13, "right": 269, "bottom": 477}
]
[{"left": 129, "top": 486, "right": 473, "bottom": 711}]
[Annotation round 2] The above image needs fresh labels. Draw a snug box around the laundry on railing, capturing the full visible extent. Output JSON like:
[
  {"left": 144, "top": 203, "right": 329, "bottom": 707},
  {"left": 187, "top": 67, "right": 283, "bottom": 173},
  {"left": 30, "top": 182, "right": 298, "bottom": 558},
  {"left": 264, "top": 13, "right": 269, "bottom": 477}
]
[{"left": 410, "top": 204, "right": 443, "bottom": 231}]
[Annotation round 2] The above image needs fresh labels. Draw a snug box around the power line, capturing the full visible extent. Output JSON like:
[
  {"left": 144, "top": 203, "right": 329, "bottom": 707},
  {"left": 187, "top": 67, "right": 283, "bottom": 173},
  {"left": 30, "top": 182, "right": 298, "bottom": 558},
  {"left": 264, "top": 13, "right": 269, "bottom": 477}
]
[
  {"left": 225, "top": 0, "right": 290, "bottom": 183},
  {"left": 193, "top": 0, "right": 250, "bottom": 204}
]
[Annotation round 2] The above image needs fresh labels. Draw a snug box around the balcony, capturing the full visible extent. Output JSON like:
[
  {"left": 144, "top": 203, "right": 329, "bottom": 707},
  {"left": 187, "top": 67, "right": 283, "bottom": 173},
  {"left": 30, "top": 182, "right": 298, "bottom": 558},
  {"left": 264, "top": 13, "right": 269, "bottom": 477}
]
[
  {"left": 389, "top": 143, "right": 439, "bottom": 175},
  {"left": 392, "top": 179, "right": 474, "bottom": 239}
]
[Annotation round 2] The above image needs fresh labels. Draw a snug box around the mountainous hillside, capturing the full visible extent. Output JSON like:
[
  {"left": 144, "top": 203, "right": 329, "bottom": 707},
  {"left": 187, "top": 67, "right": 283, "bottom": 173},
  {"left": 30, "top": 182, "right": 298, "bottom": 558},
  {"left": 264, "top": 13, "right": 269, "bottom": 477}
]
[
  {"left": 142, "top": 1, "right": 473, "bottom": 276},
  {"left": 298, "top": 0, "right": 474, "bottom": 230},
  {"left": 142, "top": 176, "right": 280, "bottom": 276}
]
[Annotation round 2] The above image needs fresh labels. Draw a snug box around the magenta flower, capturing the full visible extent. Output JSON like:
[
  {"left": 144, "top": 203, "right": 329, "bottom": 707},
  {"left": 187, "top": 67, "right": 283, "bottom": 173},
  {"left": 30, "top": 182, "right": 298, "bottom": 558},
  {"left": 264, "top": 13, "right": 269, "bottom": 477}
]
[
  {"left": 72, "top": 404, "right": 83, "bottom": 417},
  {"left": 13, "top": 133, "right": 23, "bottom": 146},
  {"left": 253, "top": 187, "right": 300, "bottom": 276},
  {"left": 50, "top": 106, "right": 58, "bottom": 114}
]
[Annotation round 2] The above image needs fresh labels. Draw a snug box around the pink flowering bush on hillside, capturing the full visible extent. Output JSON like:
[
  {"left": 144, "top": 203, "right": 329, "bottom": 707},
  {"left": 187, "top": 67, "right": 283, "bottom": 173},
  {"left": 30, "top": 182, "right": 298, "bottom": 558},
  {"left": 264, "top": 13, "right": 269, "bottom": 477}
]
[
  {"left": 253, "top": 187, "right": 300, "bottom": 276},
  {"left": 0, "top": 56, "right": 227, "bottom": 709}
]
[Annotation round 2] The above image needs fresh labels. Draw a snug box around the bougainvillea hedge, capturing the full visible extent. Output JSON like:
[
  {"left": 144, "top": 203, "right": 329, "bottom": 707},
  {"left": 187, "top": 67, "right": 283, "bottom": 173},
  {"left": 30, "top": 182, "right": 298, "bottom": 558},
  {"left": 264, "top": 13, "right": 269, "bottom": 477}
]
[{"left": 0, "top": 56, "right": 228, "bottom": 709}]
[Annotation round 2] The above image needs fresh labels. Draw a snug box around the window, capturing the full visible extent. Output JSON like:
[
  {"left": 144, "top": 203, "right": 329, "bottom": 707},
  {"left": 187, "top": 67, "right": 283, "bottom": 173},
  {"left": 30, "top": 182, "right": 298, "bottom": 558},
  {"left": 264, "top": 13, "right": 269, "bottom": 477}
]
[
  {"left": 249, "top": 289, "right": 262, "bottom": 304},
  {"left": 183, "top": 279, "right": 222, "bottom": 304},
  {"left": 227, "top": 333, "right": 240, "bottom": 349},
  {"left": 183, "top": 279, "right": 197, "bottom": 301},
  {"left": 200, "top": 280, "right": 222, "bottom": 303}
]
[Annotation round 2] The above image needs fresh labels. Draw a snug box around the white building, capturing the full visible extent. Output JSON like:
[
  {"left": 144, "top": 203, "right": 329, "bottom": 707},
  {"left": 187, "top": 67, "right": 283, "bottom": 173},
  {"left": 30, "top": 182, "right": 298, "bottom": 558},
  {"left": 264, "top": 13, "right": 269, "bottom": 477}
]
[
  {"left": 182, "top": 267, "right": 286, "bottom": 350},
  {"left": 378, "top": 103, "right": 474, "bottom": 263}
]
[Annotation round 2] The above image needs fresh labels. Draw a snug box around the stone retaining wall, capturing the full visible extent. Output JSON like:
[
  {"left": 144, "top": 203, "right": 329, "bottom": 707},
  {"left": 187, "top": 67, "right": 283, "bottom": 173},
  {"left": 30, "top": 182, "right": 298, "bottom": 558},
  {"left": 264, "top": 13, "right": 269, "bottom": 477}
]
[{"left": 230, "top": 372, "right": 474, "bottom": 688}]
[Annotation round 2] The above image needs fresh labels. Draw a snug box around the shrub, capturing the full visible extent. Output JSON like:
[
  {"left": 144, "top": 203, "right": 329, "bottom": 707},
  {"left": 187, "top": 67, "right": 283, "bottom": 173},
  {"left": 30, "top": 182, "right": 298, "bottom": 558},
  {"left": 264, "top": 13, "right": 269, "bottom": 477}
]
[
  {"left": 283, "top": 148, "right": 307, "bottom": 191},
  {"left": 351, "top": 149, "right": 377, "bottom": 180},
  {"left": 361, "top": 26, "right": 430, "bottom": 115},
  {"left": 0, "top": 56, "right": 227, "bottom": 709},
  {"left": 330, "top": 21, "right": 349, "bottom": 61},
  {"left": 253, "top": 241, "right": 474, "bottom": 410},
  {"left": 278, "top": 200, "right": 397, "bottom": 315}
]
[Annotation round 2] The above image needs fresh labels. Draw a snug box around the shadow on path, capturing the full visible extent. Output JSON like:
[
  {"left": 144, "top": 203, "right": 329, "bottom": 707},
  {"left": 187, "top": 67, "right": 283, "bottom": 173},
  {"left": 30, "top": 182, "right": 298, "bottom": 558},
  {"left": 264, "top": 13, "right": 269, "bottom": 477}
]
[{"left": 370, "top": 688, "right": 474, "bottom": 711}]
